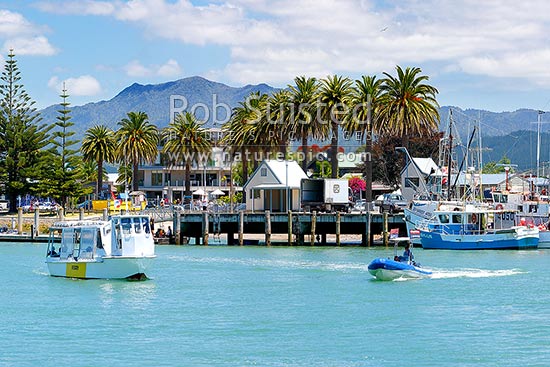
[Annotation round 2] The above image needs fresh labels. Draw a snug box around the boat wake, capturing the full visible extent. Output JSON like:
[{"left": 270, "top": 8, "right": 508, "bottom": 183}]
[
  {"left": 168, "top": 254, "right": 370, "bottom": 273},
  {"left": 428, "top": 268, "right": 525, "bottom": 279}
]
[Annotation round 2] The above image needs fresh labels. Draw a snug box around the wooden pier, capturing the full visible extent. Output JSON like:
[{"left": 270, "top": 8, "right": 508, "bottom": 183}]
[{"left": 175, "top": 211, "right": 406, "bottom": 246}]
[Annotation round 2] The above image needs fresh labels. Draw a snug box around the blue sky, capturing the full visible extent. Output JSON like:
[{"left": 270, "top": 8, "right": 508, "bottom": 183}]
[{"left": 1, "top": 0, "right": 550, "bottom": 112}]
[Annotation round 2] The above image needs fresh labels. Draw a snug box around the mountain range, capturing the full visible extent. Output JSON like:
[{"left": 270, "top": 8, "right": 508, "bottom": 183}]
[
  {"left": 40, "top": 76, "right": 276, "bottom": 133},
  {"left": 38, "top": 76, "right": 549, "bottom": 170}
]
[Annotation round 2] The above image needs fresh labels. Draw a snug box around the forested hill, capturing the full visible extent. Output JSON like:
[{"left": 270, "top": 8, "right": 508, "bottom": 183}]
[
  {"left": 439, "top": 106, "right": 546, "bottom": 138},
  {"left": 481, "top": 130, "right": 550, "bottom": 171},
  {"left": 39, "top": 76, "right": 277, "bottom": 136}
]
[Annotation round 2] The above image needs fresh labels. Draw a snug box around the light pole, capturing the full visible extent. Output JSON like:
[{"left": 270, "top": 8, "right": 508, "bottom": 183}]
[
  {"left": 203, "top": 162, "right": 207, "bottom": 203},
  {"left": 365, "top": 96, "right": 372, "bottom": 211},
  {"left": 537, "top": 110, "right": 545, "bottom": 181},
  {"left": 286, "top": 160, "right": 290, "bottom": 211}
]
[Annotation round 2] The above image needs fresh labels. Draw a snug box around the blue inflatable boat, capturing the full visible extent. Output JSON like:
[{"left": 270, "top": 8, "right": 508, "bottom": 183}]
[{"left": 368, "top": 257, "right": 432, "bottom": 281}]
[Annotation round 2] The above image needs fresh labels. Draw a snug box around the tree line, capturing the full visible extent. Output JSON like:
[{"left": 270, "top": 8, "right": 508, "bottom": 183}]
[{"left": 0, "top": 50, "right": 440, "bottom": 212}]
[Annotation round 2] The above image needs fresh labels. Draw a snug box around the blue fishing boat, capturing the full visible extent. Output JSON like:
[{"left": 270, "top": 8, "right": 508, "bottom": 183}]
[
  {"left": 368, "top": 238, "right": 432, "bottom": 281},
  {"left": 419, "top": 209, "right": 539, "bottom": 250}
]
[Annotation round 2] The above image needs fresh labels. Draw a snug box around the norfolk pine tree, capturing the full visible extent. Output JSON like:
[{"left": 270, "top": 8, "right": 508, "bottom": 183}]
[
  {"left": 39, "top": 85, "right": 88, "bottom": 208},
  {"left": 0, "top": 50, "right": 51, "bottom": 212}
]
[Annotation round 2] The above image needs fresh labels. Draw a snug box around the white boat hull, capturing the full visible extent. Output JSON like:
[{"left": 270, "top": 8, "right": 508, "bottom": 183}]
[
  {"left": 46, "top": 256, "right": 155, "bottom": 279},
  {"left": 369, "top": 268, "right": 430, "bottom": 281},
  {"left": 538, "top": 231, "right": 550, "bottom": 249}
]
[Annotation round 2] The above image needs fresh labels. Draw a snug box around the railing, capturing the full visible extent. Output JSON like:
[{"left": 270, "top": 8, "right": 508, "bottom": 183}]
[
  {"left": 141, "top": 207, "right": 173, "bottom": 222},
  {"left": 422, "top": 221, "right": 516, "bottom": 236}
]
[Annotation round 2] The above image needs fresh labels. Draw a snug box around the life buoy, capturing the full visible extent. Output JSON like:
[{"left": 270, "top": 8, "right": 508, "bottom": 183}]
[
  {"left": 114, "top": 199, "right": 121, "bottom": 209},
  {"left": 495, "top": 204, "right": 504, "bottom": 210},
  {"left": 471, "top": 213, "right": 477, "bottom": 224}
]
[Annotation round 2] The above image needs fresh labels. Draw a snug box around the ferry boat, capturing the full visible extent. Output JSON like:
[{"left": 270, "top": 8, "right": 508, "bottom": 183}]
[
  {"left": 45, "top": 215, "right": 155, "bottom": 279},
  {"left": 419, "top": 209, "right": 539, "bottom": 250}
]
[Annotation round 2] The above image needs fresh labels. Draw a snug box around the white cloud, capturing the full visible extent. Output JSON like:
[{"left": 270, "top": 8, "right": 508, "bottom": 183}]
[
  {"left": 157, "top": 59, "right": 182, "bottom": 77},
  {"left": 123, "top": 59, "right": 182, "bottom": 78},
  {"left": 0, "top": 9, "right": 37, "bottom": 37},
  {"left": 34, "top": 0, "right": 550, "bottom": 88},
  {"left": 3, "top": 36, "right": 56, "bottom": 56},
  {"left": 0, "top": 9, "right": 56, "bottom": 56},
  {"left": 48, "top": 75, "right": 102, "bottom": 96},
  {"left": 124, "top": 60, "right": 151, "bottom": 77},
  {"left": 34, "top": 1, "right": 115, "bottom": 15}
]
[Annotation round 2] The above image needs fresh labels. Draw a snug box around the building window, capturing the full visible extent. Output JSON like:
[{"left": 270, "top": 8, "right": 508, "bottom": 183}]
[
  {"left": 405, "top": 177, "right": 420, "bottom": 188},
  {"left": 260, "top": 168, "right": 267, "bottom": 177},
  {"left": 152, "top": 172, "right": 163, "bottom": 186}
]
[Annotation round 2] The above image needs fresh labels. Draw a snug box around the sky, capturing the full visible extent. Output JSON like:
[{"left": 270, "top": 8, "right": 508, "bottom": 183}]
[{"left": 1, "top": 0, "right": 550, "bottom": 112}]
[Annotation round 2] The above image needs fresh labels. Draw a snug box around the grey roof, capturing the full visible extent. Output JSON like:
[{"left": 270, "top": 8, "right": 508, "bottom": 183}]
[{"left": 453, "top": 173, "right": 507, "bottom": 186}]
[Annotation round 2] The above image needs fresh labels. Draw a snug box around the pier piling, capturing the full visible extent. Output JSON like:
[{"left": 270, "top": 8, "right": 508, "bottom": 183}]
[
  {"left": 383, "top": 212, "right": 389, "bottom": 247},
  {"left": 265, "top": 211, "right": 271, "bottom": 246},
  {"left": 310, "top": 211, "right": 317, "bottom": 246},
  {"left": 175, "top": 211, "right": 181, "bottom": 245},
  {"left": 34, "top": 209, "right": 40, "bottom": 237},
  {"left": 17, "top": 207, "right": 22, "bottom": 234},
  {"left": 238, "top": 211, "right": 244, "bottom": 246},
  {"left": 202, "top": 211, "right": 209, "bottom": 246},
  {"left": 287, "top": 211, "right": 293, "bottom": 245},
  {"left": 336, "top": 212, "right": 341, "bottom": 246}
]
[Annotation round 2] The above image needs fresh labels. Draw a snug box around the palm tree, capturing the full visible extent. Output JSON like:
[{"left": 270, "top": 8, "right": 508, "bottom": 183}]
[
  {"left": 289, "top": 76, "right": 326, "bottom": 171},
  {"left": 345, "top": 75, "right": 383, "bottom": 204},
  {"left": 162, "top": 111, "right": 212, "bottom": 203},
  {"left": 257, "top": 89, "right": 292, "bottom": 155},
  {"left": 378, "top": 65, "right": 440, "bottom": 147},
  {"left": 222, "top": 92, "right": 266, "bottom": 183},
  {"left": 318, "top": 75, "right": 352, "bottom": 178},
  {"left": 116, "top": 111, "right": 159, "bottom": 192},
  {"left": 345, "top": 75, "right": 383, "bottom": 141},
  {"left": 81, "top": 124, "right": 117, "bottom": 198}
]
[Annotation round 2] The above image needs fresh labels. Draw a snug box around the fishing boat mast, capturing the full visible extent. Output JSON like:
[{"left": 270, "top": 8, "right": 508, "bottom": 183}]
[
  {"left": 537, "top": 110, "right": 544, "bottom": 185},
  {"left": 447, "top": 110, "right": 453, "bottom": 200}
]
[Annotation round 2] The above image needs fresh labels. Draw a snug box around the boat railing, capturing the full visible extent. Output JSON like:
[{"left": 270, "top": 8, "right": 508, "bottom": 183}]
[{"left": 435, "top": 225, "right": 519, "bottom": 236}]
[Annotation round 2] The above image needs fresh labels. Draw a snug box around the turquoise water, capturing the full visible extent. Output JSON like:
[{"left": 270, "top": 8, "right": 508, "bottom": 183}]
[{"left": 2, "top": 243, "right": 549, "bottom": 367}]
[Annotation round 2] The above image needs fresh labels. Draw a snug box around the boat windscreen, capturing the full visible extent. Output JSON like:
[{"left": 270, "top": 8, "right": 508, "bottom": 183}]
[{"left": 141, "top": 217, "right": 151, "bottom": 234}]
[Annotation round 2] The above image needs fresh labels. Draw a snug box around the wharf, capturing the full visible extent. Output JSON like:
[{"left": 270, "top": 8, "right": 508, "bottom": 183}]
[
  {"left": 175, "top": 211, "right": 406, "bottom": 246},
  {"left": 0, "top": 233, "right": 50, "bottom": 243}
]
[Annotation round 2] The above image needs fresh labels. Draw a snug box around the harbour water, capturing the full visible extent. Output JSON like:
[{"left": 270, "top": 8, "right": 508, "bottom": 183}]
[{"left": 2, "top": 242, "right": 550, "bottom": 367}]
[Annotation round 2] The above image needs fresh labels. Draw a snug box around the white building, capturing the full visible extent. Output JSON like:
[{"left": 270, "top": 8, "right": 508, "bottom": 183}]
[
  {"left": 244, "top": 160, "right": 308, "bottom": 212},
  {"left": 138, "top": 136, "right": 238, "bottom": 203},
  {"left": 400, "top": 157, "right": 443, "bottom": 202}
]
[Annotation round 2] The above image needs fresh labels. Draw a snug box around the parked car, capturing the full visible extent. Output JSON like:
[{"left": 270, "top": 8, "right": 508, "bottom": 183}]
[
  {"left": 376, "top": 193, "right": 408, "bottom": 213},
  {"left": 233, "top": 203, "right": 246, "bottom": 212},
  {"left": 21, "top": 200, "right": 58, "bottom": 213},
  {"left": 353, "top": 199, "right": 367, "bottom": 212},
  {"left": 173, "top": 204, "right": 201, "bottom": 212},
  {"left": 21, "top": 203, "right": 32, "bottom": 213},
  {"left": 0, "top": 199, "right": 9, "bottom": 213},
  {"left": 40, "top": 202, "right": 60, "bottom": 213},
  {"left": 77, "top": 200, "right": 93, "bottom": 210}
]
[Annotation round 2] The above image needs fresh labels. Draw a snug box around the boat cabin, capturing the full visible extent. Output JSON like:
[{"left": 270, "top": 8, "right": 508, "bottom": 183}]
[
  {"left": 47, "top": 215, "right": 155, "bottom": 261},
  {"left": 427, "top": 210, "right": 517, "bottom": 235}
]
